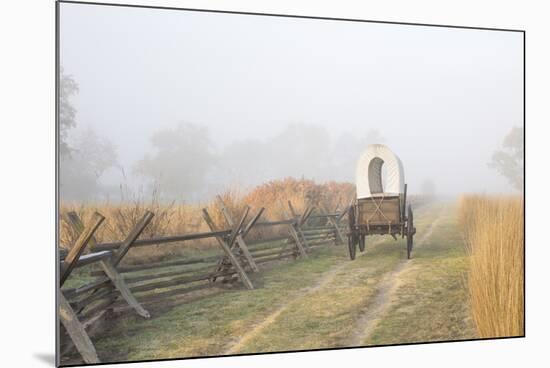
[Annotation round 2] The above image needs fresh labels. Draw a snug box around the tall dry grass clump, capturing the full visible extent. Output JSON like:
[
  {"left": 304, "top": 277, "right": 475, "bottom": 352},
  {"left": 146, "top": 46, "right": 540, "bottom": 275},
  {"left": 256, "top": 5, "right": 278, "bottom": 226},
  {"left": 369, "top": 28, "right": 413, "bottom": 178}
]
[
  {"left": 458, "top": 195, "right": 524, "bottom": 338},
  {"left": 244, "top": 178, "right": 354, "bottom": 219}
]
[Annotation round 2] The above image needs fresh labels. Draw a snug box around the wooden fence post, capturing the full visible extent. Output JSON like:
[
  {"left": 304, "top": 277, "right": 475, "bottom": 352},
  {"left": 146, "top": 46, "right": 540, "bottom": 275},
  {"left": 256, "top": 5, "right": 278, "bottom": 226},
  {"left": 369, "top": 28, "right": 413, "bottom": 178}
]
[
  {"left": 216, "top": 196, "right": 259, "bottom": 272},
  {"left": 296, "top": 205, "right": 315, "bottom": 249},
  {"left": 322, "top": 205, "right": 345, "bottom": 245},
  {"left": 209, "top": 206, "right": 250, "bottom": 282},
  {"left": 202, "top": 208, "right": 254, "bottom": 290},
  {"left": 64, "top": 211, "right": 152, "bottom": 318},
  {"left": 241, "top": 207, "right": 265, "bottom": 239},
  {"left": 59, "top": 293, "right": 100, "bottom": 364},
  {"left": 112, "top": 211, "right": 155, "bottom": 266},
  {"left": 287, "top": 200, "right": 298, "bottom": 218},
  {"left": 288, "top": 223, "right": 308, "bottom": 258},
  {"left": 60, "top": 212, "right": 105, "bottom": 286},
  {"left": 278, "top": 201, "right": 308, "bottom": 259}
]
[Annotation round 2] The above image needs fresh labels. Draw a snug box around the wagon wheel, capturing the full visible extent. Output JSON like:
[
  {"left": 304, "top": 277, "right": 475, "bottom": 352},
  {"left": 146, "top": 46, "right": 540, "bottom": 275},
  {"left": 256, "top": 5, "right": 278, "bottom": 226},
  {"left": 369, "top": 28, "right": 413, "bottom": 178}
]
[
  {"left": 359, "top": 234, "right": 365, "bottom": 252},
  {"left": 347, "top": 206, "right": 357, "bottom": 260},
  {"left": 348, "top": 204, "right": 355, "bottom": 231},
  {"left": 348, "top": 234, "right": 357, "bottom": 260},
  {"left": 406, "top": 205, "right": 414, "bottom": 259}
]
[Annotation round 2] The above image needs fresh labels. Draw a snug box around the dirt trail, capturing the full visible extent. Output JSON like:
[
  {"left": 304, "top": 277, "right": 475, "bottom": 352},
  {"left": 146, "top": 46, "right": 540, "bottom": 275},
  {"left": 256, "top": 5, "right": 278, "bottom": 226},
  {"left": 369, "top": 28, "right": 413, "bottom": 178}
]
[
  {"left": 226, "top": 207, "right": 445, "bottom": 353},
  {"left": 224, "top": 239, "right": 383, "bottom": 354},
  {"left": 344, "top": 212, "right": 444, "bottom": 346}
]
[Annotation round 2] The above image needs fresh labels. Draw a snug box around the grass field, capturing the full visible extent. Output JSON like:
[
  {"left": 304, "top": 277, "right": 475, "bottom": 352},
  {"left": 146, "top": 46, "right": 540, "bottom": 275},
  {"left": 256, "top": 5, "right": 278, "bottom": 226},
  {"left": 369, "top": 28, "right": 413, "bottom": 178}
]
[{"left": 64, "top": 201, "right": 480, "bottom": 364}]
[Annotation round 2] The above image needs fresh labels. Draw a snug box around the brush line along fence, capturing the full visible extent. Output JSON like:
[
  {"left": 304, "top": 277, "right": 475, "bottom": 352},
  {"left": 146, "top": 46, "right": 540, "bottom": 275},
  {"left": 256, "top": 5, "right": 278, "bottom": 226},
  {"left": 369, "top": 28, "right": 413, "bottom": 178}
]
[{"left": 58, "top": 197, "right": 350, "bottom": 364}]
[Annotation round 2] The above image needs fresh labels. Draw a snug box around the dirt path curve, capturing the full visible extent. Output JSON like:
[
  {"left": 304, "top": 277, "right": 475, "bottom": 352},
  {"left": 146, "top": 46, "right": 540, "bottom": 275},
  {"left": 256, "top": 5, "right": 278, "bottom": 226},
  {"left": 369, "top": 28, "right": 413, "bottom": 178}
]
[
  {"left": 344, "top": 211, "right": 445, "bottom": 346},
  {"left": 224, "top": 239, "right": 384, "bottom": 355}
]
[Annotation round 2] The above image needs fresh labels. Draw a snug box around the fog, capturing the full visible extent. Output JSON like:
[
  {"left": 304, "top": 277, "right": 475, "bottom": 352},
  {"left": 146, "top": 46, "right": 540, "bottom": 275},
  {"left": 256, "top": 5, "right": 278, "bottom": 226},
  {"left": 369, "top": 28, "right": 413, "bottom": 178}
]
[{"left": 59, "top": 3, "right": 523, "bottom": 202}]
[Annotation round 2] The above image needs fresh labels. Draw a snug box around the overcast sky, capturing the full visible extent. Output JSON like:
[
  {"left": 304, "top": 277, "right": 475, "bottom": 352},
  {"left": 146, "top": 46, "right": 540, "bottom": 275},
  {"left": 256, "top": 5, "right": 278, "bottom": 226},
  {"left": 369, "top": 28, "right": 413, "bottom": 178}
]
[{"left": 60, "top": 3, "right": 523, "bottom": 200}]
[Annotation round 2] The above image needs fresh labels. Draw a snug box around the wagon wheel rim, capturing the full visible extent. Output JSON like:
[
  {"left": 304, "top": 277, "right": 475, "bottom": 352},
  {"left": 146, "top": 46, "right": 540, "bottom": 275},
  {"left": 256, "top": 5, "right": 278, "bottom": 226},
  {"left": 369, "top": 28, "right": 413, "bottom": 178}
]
[
  {"left": 359, "top": 235, "right": 365, "bottom": 252},
  {"left": 347, "top": 205, "right": 357, "bottom": 260},
  {"left": 348, "top": 234, "right": 357, "bottom": 260},
  {"left": 407, "top": 205, "right": 414, "bottom": 259},
  {"left": 348, "top": 205, "right": 355, "bottom": 229}
]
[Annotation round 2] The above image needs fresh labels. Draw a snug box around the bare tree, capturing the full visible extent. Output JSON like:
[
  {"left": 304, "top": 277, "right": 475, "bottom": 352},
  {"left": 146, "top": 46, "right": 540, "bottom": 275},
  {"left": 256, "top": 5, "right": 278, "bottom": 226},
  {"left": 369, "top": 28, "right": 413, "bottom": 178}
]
[{"left": 489, "top": 126, "right": 523, "bottom": 192}]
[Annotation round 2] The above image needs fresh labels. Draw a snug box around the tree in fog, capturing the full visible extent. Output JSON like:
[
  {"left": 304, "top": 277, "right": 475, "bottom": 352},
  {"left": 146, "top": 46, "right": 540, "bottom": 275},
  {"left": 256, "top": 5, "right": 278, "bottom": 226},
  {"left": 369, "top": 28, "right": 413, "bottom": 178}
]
[
  {"left": 331, "top": 132, "right": 359, "bottom": 182},
  {"left": 219, "top": 138, "right": 267, "bottom": 188},
  {"left": 264, "top": 123, "right": 331, "bottom": 180},
  {"left": 58, "top": 69, "right": 119, "bottom": 201},
  {"left": 59, "top": 67, "right": 79, "bottom": 156},
  {"left": 218, "top": 123, "right": 336, "bottom": 191},
  {"left": 331, "top": 128, "right": 386, "bottom": 182},
  {"left": 60, "top": 128, "right": 118, "bottom": 201},
  {"left": 489, "top": 126, "right": 523, "bottom": 191},
  {"left": 421, "top": 178, "right": 437, "bottom": 199},
  {"left": 135, "top": 123, "right": 215, "bottom": 200}
]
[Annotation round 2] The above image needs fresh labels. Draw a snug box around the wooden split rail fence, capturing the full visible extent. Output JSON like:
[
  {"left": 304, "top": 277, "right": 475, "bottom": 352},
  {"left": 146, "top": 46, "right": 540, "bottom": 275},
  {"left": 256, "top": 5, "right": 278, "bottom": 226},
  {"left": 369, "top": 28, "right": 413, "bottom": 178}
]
[{"left": 58, "top": 198, "right": 349, "bottom": 364}]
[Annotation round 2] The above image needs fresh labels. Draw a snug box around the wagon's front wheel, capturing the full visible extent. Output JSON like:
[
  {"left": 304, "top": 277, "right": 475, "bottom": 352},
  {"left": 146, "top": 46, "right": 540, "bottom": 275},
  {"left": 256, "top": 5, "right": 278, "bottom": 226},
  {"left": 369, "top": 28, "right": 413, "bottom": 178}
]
[
  {"left": 348, "top": 234, "right": 357, "bottom": 260},
  {"left": 406, "top": 205, "right": 414, "bottom": 259}
]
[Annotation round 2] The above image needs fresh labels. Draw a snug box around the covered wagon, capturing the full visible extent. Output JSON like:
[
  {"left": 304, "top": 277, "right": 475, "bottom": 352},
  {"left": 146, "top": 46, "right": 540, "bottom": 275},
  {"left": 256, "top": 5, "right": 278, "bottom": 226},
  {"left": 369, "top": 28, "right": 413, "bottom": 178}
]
[{"left": 347, "top": 144, "right": 416, "bottom": 260}]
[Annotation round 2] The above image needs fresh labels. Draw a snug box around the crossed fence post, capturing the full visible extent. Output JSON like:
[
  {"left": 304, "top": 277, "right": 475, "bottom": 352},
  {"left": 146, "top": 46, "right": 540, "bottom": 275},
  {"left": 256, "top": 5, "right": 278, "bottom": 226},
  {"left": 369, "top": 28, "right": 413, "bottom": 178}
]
[
  {"left": 320, "top": 204, "right": 346, "bottom": 245},
  {"left": 288, "top": 201, "right": 316, "bottom": 250},
  {"left": 64, "top": 211, "right": 154, "bottom": 319},
  {"left": 60, "top": 213, "right": 105, "bottom": 285},
  {"left": 277, "top": 201, "right": 313, "bottom": 259},
  {"left": 58, "top": 212, "right": 105, "bottom": 364},
  {"left": 60, "top": 211, "right": 155, "bottom": 364},
  {"left": 201, "top": 207, "right": 261, "bottom": 290},
  {"left": 216, "top": 196, "right": 260, "bottom": 273}
]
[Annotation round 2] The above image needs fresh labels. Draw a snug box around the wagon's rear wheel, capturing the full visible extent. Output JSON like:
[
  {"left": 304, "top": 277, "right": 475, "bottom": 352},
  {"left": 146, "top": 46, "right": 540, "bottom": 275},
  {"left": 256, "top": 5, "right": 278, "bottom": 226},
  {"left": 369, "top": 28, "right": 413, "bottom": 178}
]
[
  {"left": 359, "top": 235, "right": 365, "bottom": 252},
  {"left": 348, "top": 234, "right": 357, "bottom": 260},
  {"left": 348, "top": 204, "right": 355, "bottom": 230},
  {"left": 347, "top": 205, "right": 358, "bottom": 260},
  {"left": 406, "top": 205, "right": 414, "bottom": 259}
]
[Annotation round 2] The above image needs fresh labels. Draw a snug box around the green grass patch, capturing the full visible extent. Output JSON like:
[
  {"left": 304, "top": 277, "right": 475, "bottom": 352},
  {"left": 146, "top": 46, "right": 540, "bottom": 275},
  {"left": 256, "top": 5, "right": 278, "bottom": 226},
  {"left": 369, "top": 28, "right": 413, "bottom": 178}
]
[
  {"left": 365, "top": 204, "right": 477, "bottom": 345},
  {"left": 94, "top": 246, "right": 345, "bottom": 362}
]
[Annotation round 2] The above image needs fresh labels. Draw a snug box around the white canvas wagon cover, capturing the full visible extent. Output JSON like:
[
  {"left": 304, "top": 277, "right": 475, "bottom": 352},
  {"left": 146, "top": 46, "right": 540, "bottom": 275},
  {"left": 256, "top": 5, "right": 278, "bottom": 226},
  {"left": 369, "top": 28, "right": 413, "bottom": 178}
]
[{"left": 356, "top": 144, "right": 405, "bottom": 199}]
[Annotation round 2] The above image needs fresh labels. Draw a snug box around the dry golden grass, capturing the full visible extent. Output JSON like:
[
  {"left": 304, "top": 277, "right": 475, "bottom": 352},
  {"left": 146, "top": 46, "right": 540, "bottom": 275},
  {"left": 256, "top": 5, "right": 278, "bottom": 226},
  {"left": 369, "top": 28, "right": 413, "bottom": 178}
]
[
  {"left": 60, "top": 190, "right": 205, "bottom": 264},
  {"left": 458, "top": 195, "right": 524, "bottom": 338},
  {"left": 244, "top": 178, "right": 354, "bottom": 220},
  {"left": 60, "top": 178, "right": 355, "bottom": 264}
]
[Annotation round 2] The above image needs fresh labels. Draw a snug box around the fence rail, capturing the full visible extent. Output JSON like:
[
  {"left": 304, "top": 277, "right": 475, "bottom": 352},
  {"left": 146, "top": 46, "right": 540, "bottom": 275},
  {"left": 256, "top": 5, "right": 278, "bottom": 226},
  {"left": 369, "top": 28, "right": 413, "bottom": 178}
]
[{"left": 58, "top": 198, "right": 349, "bottom": 364}]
